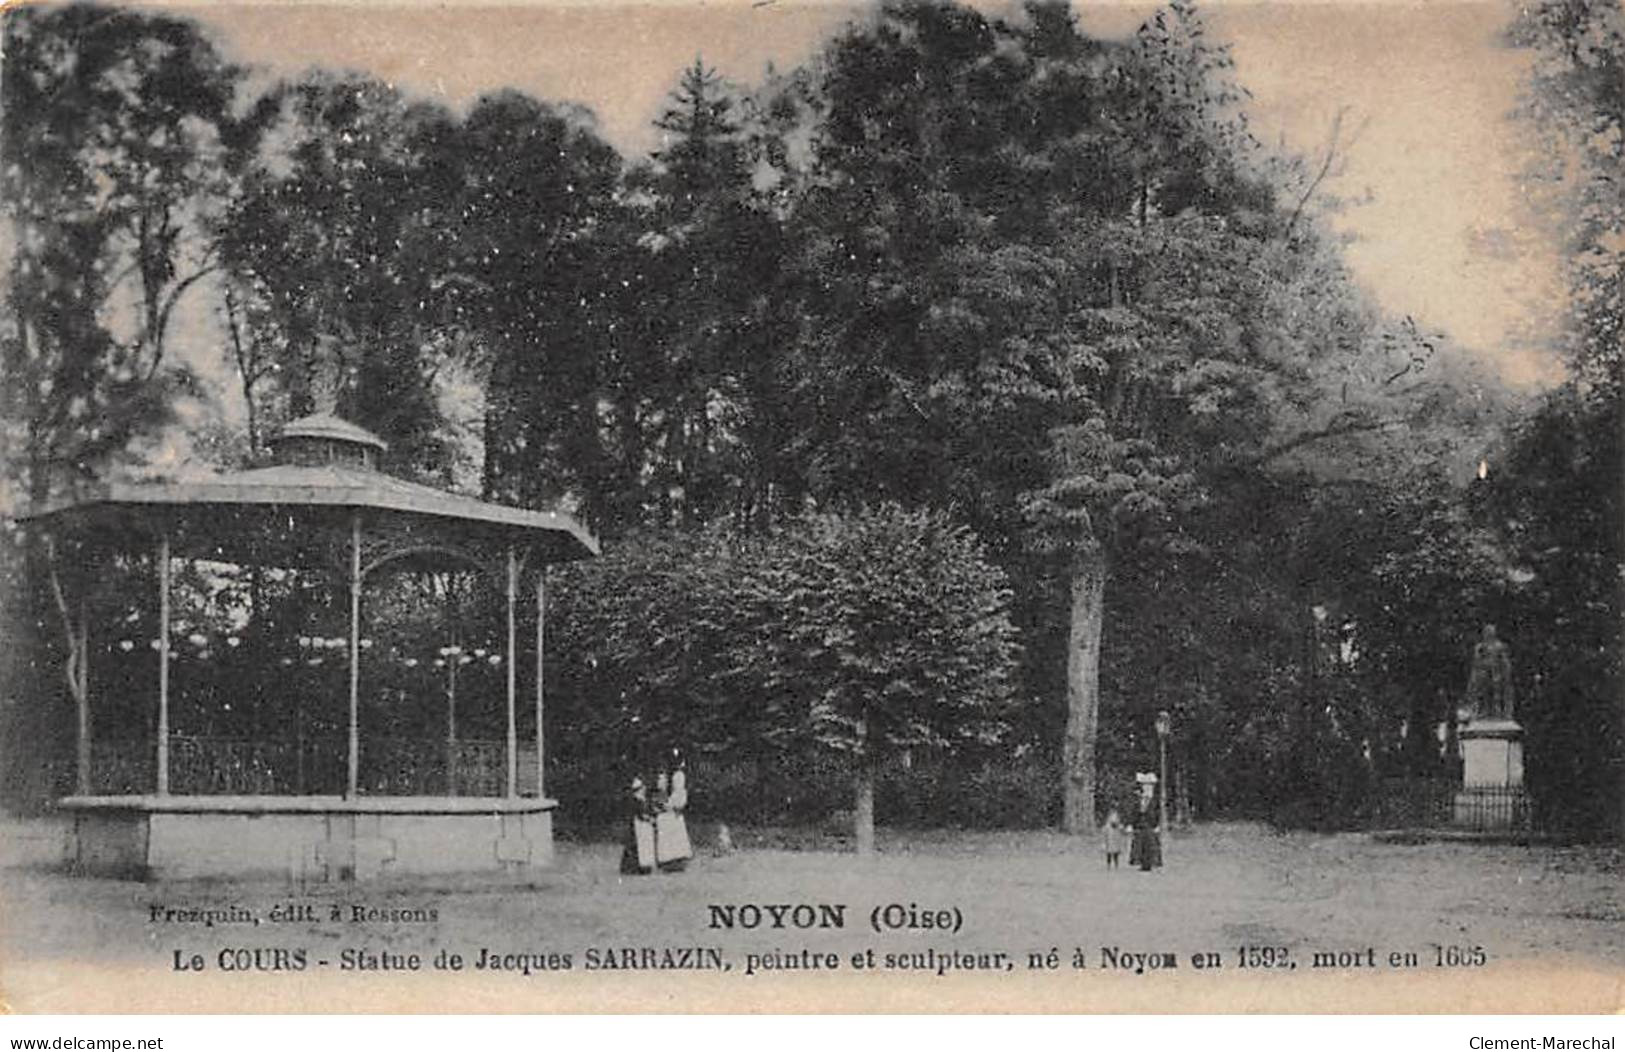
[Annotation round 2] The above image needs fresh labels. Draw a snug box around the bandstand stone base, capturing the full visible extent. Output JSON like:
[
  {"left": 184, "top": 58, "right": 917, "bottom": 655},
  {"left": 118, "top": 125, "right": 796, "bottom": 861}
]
[{"left": 61, "top": 796, "right": 556, "bottom": 882}]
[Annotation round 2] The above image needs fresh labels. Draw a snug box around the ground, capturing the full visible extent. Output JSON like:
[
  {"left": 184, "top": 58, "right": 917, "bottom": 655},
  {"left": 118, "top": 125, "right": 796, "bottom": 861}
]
[{"left": 0, "top": 818, "right": 1619, "bottom": 1012}]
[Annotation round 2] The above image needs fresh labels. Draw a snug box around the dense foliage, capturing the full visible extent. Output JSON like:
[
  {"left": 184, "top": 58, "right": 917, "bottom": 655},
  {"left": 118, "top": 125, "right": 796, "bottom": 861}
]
[
  {"left": 2, "top": 0, "right": 1618, "bottom": 837},
  {"left": 1489, "top": 0, "right": 1623, "bottom": 836},
  {"left": 548, "top": 506, "right": 1019, "bottom": 847}
]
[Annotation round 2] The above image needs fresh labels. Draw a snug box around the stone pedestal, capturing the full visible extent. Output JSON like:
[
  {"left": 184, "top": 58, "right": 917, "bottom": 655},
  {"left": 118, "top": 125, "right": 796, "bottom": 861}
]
[
  {"left": 1461, "top": 719, "right": 1523, "bottom": 787},
  {"left": 1453, "top": 719, "right": 1526, "bottom": 831}
]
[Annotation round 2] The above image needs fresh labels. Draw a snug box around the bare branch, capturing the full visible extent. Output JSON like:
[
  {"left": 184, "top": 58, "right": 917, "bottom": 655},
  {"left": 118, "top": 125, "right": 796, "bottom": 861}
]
[
  {"left": 43, "top": 535, "right": 86, "bottom": 703},
  {"left": 1251, "top": 414, "right": 1405, "bottom": 467},
  {"left": 1282, "top": 106, "right": 1369, "bottom": 241},
  {"left": 144, "top": 256, "right": 220, "bottom": 383},
  {"left": 223, "top": 282, "right": 265, "bottom": 453}
]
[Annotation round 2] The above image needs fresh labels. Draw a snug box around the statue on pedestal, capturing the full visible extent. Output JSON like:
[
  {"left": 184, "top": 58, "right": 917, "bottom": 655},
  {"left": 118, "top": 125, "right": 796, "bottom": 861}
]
[
  {"left": 1464, "top": 623, "right": 1515, "bottom": 722},
  {"left": 1452, "top": 625, "right": 1528, "bottom": 830}
]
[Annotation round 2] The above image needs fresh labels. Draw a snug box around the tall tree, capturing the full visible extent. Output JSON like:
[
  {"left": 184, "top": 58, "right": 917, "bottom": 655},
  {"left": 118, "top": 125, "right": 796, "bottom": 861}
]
[
  {"left": 773, "top": 0, "right": 1484, "bottom": 830},
  {"left": 1495, "top": 0, "right": 1623, "bottom": 837},
  {"left": 448, "top": 90, "right": 623, "bottom": 511},
  {"left": 2, "top": 4, "right": 247, "bottom": 501},
  {"left": 0, "top": 4, "right": 253, "bottom": 807},
  {"left": 220, "top": 73, "right": 461, "bottom": 478},
  {"left": 624, "top": 59, "right": 790, "bottom": 530},
  {"left": 1507, "top": 0, "right": 1622, "bottom": 398}
]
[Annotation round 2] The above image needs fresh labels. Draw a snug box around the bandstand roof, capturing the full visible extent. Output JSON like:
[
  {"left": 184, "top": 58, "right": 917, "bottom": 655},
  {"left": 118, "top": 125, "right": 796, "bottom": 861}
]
[
  {"left": 17, "top": 416, "right": 599, "bottom": 568},
  {"left": 274, "top": 411, "right": 390, "bottom": 451}
]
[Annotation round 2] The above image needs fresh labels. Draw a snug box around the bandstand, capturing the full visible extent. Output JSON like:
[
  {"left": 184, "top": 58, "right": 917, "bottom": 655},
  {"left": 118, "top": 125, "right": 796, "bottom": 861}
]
[{"left": 20, "top": 414, "right": 597, "bottom": 882}]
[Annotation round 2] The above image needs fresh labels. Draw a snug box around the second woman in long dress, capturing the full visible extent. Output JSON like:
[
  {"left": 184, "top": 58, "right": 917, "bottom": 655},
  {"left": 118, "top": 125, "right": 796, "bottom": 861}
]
[
  {"left": 654, "top": 752, "right": 693, "bottom": 873},
  {"left": 1128, "top": 775, "right": 1162, "bottom": 872}
]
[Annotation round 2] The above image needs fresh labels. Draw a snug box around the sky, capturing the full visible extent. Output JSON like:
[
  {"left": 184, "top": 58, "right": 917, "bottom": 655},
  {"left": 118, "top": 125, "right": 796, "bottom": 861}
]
[{"left": 153, "top": 0, "right": 1562, "bottom": 388}]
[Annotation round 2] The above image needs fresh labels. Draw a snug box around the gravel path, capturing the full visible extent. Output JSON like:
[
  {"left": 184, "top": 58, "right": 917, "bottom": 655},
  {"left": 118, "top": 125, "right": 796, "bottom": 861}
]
[{"left": 1, "top": 819, "right": 1618, "bottom": 1011}]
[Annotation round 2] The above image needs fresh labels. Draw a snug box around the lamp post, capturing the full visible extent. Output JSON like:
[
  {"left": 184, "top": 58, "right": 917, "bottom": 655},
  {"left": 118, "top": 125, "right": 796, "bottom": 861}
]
[
  {"left": 438, "top": 644, "right": 464, "bottom": 793},
  {"left": 1154, "top": 709, "right": 1172, "bottom": 835}
]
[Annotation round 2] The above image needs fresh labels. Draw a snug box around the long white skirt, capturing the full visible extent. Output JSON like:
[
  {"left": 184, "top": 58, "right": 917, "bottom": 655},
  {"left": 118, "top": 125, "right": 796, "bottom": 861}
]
[{"left": 655, "top": 810, "right": 692, "bottom": 865}]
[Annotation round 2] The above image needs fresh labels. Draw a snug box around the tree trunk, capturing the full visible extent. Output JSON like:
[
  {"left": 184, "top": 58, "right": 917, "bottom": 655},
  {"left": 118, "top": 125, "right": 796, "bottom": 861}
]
[
  {"left": 223, "top": 285, "right": 260, "bottom": 459},
  {"left": 45, "top": 542, "right": 90, "bottom": 795},
  {"left": 482, "top": 364, "right": 506, "bottom": 501},
  {"left": 854, "top": 714, "right": 875, "bottom": 855},
  {"left": 1062, "top": 542, "right": 1108, "bottom": 834}
]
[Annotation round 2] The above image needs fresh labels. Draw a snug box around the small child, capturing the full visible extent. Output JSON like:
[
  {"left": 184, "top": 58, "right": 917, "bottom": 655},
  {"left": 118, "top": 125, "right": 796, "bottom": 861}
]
[{"left": 1102, "top": 808, "right": 1125, "bottom": 869}]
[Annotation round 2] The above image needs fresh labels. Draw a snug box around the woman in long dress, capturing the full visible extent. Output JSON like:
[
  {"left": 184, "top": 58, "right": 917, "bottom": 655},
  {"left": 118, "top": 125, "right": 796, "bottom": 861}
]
[
  {"left": 1128, "top": 775, "right": 1162, "bottom": 872},
  {"left": 654, "top": 751, "right": 693, "bottom": 872},
  {"left": 620, "top": 772, "right": 656, "bottom": 875}
]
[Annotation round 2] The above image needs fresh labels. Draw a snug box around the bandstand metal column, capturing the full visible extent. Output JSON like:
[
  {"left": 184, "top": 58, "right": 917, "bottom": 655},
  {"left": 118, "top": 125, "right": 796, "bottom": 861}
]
[
  {"left": 348, "top": 513, "right": 361, "bottom": 797},
  {"left": 156, "top": 532, "right": 171, "bottom": 796}
]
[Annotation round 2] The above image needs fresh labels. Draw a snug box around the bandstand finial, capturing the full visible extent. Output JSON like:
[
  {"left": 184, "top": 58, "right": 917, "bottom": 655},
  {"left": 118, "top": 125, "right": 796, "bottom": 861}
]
[{"left": 269, "top": 411, "right": 388, "bottom": 471}]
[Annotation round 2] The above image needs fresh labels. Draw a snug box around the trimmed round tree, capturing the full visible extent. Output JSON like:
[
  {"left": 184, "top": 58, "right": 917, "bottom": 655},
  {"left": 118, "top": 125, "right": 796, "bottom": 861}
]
[{"left": 745, "top": 504, "right": 1022, "bottom": 853}]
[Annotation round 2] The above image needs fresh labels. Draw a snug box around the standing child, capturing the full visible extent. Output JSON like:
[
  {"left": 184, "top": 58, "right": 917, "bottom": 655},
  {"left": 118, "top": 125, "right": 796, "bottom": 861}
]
[{"left": 1101, "top": 808, "right": 1125, "bottom": 869}]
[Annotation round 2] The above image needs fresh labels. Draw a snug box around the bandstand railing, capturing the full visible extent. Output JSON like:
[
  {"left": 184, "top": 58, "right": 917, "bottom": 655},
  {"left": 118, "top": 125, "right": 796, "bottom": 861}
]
[
  {"left": 361, "top": 737, "right": 507, "bottom": 797},
  {"left": 87, "top": 736, "right": 536, "bottom": 797},
  {"left": 90, "top": 741, "right": 156, "bottom": 796}
]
